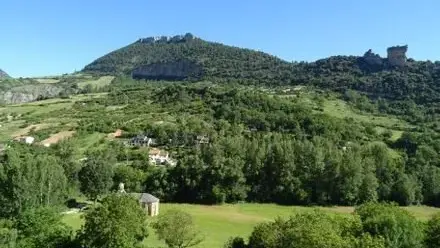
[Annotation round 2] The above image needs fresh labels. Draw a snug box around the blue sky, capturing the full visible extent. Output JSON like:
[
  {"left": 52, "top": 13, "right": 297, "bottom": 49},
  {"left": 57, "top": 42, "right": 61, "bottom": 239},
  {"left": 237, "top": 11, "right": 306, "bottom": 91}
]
[{"left": 1, "top": 0, "right": 439, "bottom": 77}]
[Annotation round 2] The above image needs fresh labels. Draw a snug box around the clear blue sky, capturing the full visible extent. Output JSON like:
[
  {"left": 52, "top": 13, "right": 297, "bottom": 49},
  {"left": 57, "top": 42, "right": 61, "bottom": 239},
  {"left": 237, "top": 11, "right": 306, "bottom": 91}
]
[{"left": 1, "top": 0, "right": 439, "bottom": 77}]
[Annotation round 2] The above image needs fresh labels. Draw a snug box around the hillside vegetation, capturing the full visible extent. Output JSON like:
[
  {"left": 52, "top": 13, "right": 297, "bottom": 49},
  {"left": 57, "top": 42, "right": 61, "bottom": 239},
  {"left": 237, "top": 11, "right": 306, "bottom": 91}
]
[
  {"left": 3, "top": 35, "right": 440, "bottom": 248},
  {"left": 83, "top": 34, "right": 292, "bottom": 83},
  {"left": 82, "top": 35, "right": 440, "bottom": 127}
]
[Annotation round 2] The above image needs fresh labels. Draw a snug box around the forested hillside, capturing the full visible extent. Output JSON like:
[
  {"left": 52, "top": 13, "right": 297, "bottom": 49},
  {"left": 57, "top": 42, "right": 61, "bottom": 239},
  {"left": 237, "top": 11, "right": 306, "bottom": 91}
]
[
  {"left": 83, "top": 33, "right": 293, "bottom": 83},
  {"left": 83, "top": 35, "right": 440, "bottom": 122}
]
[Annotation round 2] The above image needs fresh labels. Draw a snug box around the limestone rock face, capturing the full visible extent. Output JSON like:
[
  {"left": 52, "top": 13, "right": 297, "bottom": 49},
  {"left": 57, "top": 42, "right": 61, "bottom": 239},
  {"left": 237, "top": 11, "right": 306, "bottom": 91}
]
[
  {"left": 358, "top": 49, "right": 384, "bottom": 72},
  {"left": 132, "top": 59, "right": 203, "bottom": 80},
  {"left": 0, "top": 84, "right": 64, "bottom": 104},
  {"left": 387, "top": 45, "right": 408, "bottom": 67}
]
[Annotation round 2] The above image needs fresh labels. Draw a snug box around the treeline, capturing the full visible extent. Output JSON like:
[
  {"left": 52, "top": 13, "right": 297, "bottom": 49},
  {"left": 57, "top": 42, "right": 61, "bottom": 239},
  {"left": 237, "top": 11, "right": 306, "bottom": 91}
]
[{"left": 226, "top": 202, "right": 440, "bottom": 248}]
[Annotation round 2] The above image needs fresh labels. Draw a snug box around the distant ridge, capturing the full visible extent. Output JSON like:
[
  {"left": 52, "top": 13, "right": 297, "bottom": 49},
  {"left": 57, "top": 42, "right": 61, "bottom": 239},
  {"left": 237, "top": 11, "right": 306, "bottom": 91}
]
[{"left": 0, "top": 69, "right": 10, "bottom": 79}]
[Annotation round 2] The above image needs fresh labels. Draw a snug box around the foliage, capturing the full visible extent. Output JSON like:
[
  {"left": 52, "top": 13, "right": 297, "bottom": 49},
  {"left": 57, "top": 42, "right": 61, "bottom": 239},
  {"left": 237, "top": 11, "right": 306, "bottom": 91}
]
[
  {"left": 0, "top": 144, "right": 68, "bottom": 217},
  {"left": 113, "top": 164, "right": 146, "bottom": 192},
  {"left": 425, "top": 213, "right": 440, "bottom": 248},
  {"left": 14, "top": 207, "right": 73, "bottom": 248},
  {"left": 78, "top": 193, "right": 148, "bottom": 248},
  {"left": 355, "top": 203, "right": 425, "bottom": 248},
  {"left": 152, "top": 209, "right": 204, "bottom": 248},
  {"left": 83, "top": 38, "right": 293, "bottom": 84},
  {"left": 242, "top": 209, "right": 385, "bottom": 248},
  {"left": 78, "top": 150, "right": 115, "bottom": 201}
]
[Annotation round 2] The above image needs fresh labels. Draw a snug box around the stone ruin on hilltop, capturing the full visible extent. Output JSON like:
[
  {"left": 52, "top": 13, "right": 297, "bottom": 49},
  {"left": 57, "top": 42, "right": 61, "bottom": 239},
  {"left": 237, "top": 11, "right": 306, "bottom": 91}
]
[
  {"left": 387, "top": 45, "right": 408, "bottom": 67},
  {"left": 137, "top": 33, "right": 195, "bottom": 44},
  {"left": 359, "top": 45, "right": 408, "bottom": 72}
]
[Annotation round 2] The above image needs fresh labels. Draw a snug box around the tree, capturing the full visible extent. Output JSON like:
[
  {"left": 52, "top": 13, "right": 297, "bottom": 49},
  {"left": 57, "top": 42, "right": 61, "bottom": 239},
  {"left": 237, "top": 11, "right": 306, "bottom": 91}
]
[
  {"left": 113, "top": 165, "right": 145, "bottom": 193},
  {"left": 224, "top": 237, "right": 246, "bottom": 248},
  {"left": 52, "top": 140, "right": 81, "bottom": 186},
  {"left": 246, "top": 210, "right": 368, "bottom": 248},
  {"left": 355, "top": 203, "right": 424, "bottom": 248},
  {"left": 78, "top": 153, "right": 114, "bottom": 201},
  {"left": 0, "top": 219, "right": 17, "bottom": 248},
  {"left": 426, "top": 213, "right": 440, "bottom": 248},
  {"left": 0, "top": 146, "right": 68, "bottom": 217},
  {"left": 152, "top": 209, "right": 204, "bottom": 248},
  {"left": 78, "top": 194, "right": 148, "bottom": 248},
  {"left": 14, "top": 207, "right": 73, "bottom": 248}
]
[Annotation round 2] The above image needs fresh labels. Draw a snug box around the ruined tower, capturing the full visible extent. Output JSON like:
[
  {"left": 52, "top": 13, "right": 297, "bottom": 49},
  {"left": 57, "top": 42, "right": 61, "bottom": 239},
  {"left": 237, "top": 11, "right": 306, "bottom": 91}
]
[{"left": 387, "top": 45, "right": 408, "bottom": 67}]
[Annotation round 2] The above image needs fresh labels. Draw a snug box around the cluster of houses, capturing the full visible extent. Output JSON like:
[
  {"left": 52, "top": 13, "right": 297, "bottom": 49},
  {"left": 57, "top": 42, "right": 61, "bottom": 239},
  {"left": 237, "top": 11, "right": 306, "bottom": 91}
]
[
  {"left": 125, "top": 133, "right": 210, "bottom": 166},
  {"left": 126, "top": 134, "right": 176, "bottom": 166}
]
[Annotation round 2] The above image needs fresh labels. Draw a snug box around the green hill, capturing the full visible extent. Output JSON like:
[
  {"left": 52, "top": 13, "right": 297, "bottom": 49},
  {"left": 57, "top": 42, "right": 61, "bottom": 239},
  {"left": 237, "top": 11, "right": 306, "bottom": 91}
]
[
  {"left": 82, "top": 33, "right": 293, "bottom": 83},
  {"left": 83, "top": 34, "right": 440, "bottom": 106}
]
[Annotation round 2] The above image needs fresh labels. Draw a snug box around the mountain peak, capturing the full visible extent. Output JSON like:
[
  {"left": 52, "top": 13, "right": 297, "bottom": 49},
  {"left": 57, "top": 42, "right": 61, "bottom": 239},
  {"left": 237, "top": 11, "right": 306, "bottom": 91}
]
[{"left": 136, "top": 33, "right": 196, "bottom": 44}]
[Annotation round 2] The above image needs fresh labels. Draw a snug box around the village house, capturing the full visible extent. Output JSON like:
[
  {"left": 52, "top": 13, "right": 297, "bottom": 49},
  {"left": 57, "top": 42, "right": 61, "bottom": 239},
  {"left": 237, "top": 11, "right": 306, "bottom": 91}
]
[
  {"left": 138, "top": 193, "right": 160, "bottom": 216},
  {"left": 120, "top": 183, "right": 160, "bottom": 216},
  {"left": 129, "top": 134, "right": 156, "bottom": 147},
  {"left": 148, "top": 148, "right": 176, "bottom": 166},
  {"left": 195, "top": 135, "right": 209, "bottom": 145}
]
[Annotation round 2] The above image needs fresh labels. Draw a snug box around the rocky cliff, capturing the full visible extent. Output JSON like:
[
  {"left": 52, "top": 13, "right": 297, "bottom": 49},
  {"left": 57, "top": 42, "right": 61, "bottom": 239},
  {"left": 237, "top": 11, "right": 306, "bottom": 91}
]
[
  {"left": 358, "top": 45, "right": 408, "bottom": 72},
  {"left": 387, "top": 45, "right": 408, "bottom": 67},
  {"left": 0, "top": 84, "right": 65, "bottom": 104},
  {"left": 358, "top": 49, "right": 384, "bottom": 72}
]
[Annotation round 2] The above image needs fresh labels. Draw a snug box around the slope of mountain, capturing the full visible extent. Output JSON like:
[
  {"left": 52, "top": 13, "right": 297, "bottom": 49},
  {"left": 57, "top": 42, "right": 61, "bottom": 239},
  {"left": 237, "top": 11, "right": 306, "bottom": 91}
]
[
  {"left": 83, "top": 33, "right": 293, "bottom": 83},
  {"left": 0, "top": 75, "right": 92, "bottom": 104},
  {"left": 0, "top": 69, "right": 9, "bottom": 79},
  {"left": 83, "top": 34, "right": 440, "bottom": 106}
]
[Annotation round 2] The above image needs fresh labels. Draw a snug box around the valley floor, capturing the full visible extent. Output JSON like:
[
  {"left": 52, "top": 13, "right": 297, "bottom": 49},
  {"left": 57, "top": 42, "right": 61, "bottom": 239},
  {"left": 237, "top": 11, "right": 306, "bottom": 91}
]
[{"left": 62, "top": 203, "right": 440, "bottom": 248}]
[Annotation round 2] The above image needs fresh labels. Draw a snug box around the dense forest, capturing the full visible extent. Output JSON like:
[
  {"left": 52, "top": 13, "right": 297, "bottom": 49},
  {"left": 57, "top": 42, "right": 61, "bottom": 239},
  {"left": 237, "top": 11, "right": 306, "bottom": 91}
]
[{"left": 61, "top": 84, "right": 440, "bottom": 207}]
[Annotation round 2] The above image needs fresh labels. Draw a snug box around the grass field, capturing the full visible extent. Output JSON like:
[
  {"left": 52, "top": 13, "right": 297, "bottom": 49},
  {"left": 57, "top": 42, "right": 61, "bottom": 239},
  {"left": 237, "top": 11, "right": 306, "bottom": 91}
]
[
  {"left": 322, "top": 99, "right": 409, "bottom": 130},
  {"left": 62, "top": 203, "right": 440, "bottom": 248},
  {"left": 0, "top": 93, "right": 107, "bottom": 142},
  {"left": 77, "top": 76, "right": 114, "bottom": 89},
  {"left": 35, "top": 78, "right": 60, "bottom": 84}
]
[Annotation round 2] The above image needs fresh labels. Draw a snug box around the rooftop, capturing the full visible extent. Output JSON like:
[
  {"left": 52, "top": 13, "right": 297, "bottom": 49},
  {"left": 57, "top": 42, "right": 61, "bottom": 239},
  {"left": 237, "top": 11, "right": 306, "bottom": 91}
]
[{"left": 137, "top": 193, "right": 159, "bottom": 203}]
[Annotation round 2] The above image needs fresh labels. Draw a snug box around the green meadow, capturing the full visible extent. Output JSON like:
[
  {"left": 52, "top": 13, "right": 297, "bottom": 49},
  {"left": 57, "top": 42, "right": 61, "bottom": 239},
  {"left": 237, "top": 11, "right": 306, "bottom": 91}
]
[{"left": 63, "top": 203, "right": 440, "bottom": 248}]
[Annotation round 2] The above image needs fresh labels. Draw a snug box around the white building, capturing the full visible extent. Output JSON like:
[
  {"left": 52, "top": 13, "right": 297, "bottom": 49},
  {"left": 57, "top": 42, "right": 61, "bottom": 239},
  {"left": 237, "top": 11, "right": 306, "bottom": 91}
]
[{"left": 148, "top": 148, "right": 176, "bottom": 166}]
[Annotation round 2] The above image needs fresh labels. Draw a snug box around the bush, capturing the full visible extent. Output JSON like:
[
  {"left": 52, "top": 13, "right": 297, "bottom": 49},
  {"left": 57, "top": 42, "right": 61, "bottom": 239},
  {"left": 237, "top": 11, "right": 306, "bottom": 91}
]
[
  {"left": 355, "top": 203, "right": 424, "bottom": 248},
  {"left": 426, "top": 213, "right": 440, "bottom": 248}
]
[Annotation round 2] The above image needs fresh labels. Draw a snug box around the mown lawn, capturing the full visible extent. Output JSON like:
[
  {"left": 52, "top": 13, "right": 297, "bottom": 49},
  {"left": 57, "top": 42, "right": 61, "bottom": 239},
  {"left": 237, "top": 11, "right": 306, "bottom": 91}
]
[{"left": 62, "top": 203, "right": 440, "bottom": 248}]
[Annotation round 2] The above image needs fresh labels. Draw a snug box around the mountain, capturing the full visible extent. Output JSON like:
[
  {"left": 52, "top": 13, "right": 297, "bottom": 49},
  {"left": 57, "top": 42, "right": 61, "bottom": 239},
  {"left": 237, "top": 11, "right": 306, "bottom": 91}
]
[
  {"left": 83, "top": 34, "right": 440, "bottom": 102},
  {"left": 0, "top": 69, "right": 9, "bottom": 78},
  {"left": 83, "top": 33, "right": 294, "bottom": 83}
]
